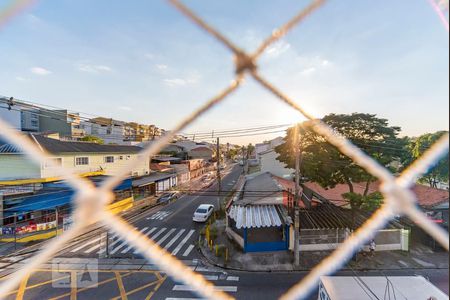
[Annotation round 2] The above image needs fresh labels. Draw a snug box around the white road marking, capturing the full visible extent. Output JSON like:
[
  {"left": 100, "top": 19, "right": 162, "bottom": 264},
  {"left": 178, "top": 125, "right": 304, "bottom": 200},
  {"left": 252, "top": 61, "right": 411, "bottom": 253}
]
[
  {"left": 202, "top": 275, "right": 218, "bottom": 281},
  {"left": 157, "top": 228, "right": 177, "bottom": 245},
  {"left": 164, "top": 229, "right": 186, "bottom": 250},
  {"left": 171, "top": 229, "right": 195, "bottom": 256},
  {"left": 172, "top": 285, "right": 237, "bottom": 292},
  {"left": 83, "top": 233, "right": 118, "bottom": 254},
  {"left": 227, "top": 276, "right": 239, "bottom": 281},
  {"left": 110, "top": 227, "right": 148, "bottom": 254},
  {"left": 182, "top": 244, "right": 194, "bottom": 257},
  {"left": 71, "top": 236, "right": 102, "bottom": 253},
  {"left": 133, "top": 227, "right": 166, "bottom": 254},
  {"left": 120, "top": 227, "right": 151, "bottom": 253}
]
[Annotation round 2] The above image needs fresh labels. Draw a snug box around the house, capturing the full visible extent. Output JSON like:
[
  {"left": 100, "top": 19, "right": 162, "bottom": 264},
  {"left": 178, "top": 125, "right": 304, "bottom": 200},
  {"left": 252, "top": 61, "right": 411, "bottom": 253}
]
[
  {"left": 259, "top": 149, "right": 294, "bottom": 179},
  {"left": 0, "top": 134, "right": 150, "bottom": 181},
  {"left": 189, "top": 146, "right": 214, "bottom": 160},
  {"left": 81, "top": 117, "right": 126, "bottom": 145},
  {"left": 131, "top": 172, "right": 177, "bottom": 199},
  {"left": 255, "top": 136, "right": 284, "bottom": 160},
  {"left": 160, "top": 144, "right": 188, "bottom": 159},
  {"left": 183, "top": 159, "right": 211, "bottom": 180},
  {"left": 170, "top": 164, "right": 190, "bottom": 185},
  {"left": 226, "top": 172, "right": 292, "bottom": 252},
  {"left": 0, "top": 176, "right": 134, "bottom": 226}
]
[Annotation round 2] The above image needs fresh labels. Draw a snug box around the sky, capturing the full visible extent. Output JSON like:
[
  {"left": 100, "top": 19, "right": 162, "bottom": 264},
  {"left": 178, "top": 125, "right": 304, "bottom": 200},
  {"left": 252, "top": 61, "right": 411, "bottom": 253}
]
[{"left": 0, "top": 0, "right": 448, "bottom": 145}]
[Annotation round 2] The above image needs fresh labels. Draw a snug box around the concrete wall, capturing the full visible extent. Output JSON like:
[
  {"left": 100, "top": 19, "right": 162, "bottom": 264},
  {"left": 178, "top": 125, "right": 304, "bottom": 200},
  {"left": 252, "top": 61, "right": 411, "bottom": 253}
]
[
  {"left": 260, "top": 150, "right": 294, "bottom": 179},
  {"left": 298, "top": 228, "right": 409, "bottom": 252},
  {"left": 0, "top": 155, "right": 41, "bottom": 180}
]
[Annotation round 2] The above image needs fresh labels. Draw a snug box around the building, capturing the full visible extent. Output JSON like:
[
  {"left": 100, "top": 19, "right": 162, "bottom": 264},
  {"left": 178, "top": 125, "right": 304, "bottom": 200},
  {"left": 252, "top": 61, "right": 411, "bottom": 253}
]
[
  {"left": 226, "top": 172, "right": 292, "bottom": 252},
  {"left": 318, "top": 276, "right": 448, "bottom": 300},
  {"left": 255, "top": 136, "right": 284, "bottom": 160},
  {"left": 131, "top": 172, "right": 177, "bottom": 199},
  {"left": 38, "top": 110, "right": 85, "bottom": 140},
  {"left": 0, "top": 134, "right": 149, "bottom": 181},
  {"left": 259, "top": 149, "right": 294, "bottom": 179},
  {"left": 81, "top": 117, "right": 126, "bottom": 144},
  {"left": 0, "top": 97, "right": 40, "bottom": 132},
  {"left": 189, "top": 146, "right": 214, "bottom": 161}
]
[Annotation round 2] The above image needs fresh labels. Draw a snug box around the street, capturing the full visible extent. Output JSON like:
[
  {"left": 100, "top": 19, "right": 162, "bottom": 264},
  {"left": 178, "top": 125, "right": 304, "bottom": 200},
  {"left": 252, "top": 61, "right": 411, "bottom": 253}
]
[{"left": 1, "top": 164, "right": 448, "bottom": 300}]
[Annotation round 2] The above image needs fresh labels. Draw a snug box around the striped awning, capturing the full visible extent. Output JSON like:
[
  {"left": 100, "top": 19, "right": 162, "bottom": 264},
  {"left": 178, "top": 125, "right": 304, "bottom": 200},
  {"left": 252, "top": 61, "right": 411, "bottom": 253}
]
[{"left": 228, "top": 204, "right": 286, "bottom": 229}]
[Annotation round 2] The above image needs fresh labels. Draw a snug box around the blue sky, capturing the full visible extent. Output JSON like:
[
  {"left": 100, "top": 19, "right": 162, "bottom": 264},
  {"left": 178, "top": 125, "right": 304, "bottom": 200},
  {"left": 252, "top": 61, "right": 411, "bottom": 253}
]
[{"left": 0, "top": 0, "right": 448, "bottom": 145}]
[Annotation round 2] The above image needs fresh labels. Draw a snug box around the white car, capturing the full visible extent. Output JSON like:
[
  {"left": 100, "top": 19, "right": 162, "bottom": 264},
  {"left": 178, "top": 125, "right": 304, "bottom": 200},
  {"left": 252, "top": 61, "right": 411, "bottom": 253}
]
[{"left": 193, "top": 204, "right": 214, "bottom": 222}]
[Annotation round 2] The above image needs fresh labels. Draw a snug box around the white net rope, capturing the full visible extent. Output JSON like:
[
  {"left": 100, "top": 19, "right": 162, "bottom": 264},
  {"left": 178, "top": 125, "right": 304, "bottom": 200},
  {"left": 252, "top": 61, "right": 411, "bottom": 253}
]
[{"left": 0, "top": 0, "right": 448, "bottom": 299}]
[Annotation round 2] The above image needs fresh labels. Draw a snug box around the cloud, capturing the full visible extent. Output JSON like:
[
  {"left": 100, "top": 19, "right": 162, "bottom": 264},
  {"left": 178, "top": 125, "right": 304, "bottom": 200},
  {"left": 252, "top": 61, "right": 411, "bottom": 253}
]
[
  {"left": 145, "top": 53, "right": 155, "bottom": 60},
  {"left": 163, "top": 78, "right": 188, "bottom": 87},
  {"left": 30, "top": 67, "right": 52, "bottom": 75},
  {"left": 265, "top": 41, "right": 291, "bottom": 58},
  {"left": 15, "top": 76, "right": 26, "bottom": 81},
  {"left": 300, "top": 67, "right": 317, "bottom": 76},
  {"left": 77, "top": 64, "right": 113, "bottom": 73},
  {"left": 156, "top": 64, "right": 168, "bottom": 70},
  {"left": 118, "top": 105, "right": 132, "bottom": 111}
]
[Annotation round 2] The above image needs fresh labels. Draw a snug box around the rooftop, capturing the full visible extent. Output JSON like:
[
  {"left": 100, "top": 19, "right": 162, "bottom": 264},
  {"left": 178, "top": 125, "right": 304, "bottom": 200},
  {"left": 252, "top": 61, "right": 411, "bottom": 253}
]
[{"left": 0, "top": 134, "right": 143, "bottom": 154}]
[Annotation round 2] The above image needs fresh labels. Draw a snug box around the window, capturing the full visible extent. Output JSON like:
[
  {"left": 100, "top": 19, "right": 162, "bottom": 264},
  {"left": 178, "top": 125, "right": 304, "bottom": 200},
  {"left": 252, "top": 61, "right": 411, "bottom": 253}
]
[
  {"left": 104, "top": 156, "right": 114, "bottom": 163},
  {"left": 75, "top": 157, "right": 89, "bottom": 166},
  {"left": 44, "top": 158, "right": 62, "bottom": 168},
  {"left": 119, "top": 156, "right": 124, "bottom": 160}
]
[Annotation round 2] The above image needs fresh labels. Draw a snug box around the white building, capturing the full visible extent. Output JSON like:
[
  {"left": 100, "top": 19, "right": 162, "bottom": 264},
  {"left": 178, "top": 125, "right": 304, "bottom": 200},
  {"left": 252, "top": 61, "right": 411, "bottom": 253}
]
[
  {"left": 259, "top": 149, "right": 294, "bottom": 179},
  {"left": 81, "top": 117, "right": 126, "bottom": 145},
  {"left": 255, "top": 136, "right": 284, "bottom": 160},
  {"left": 0, "top": 134, "right": 149, "bottom": 181},
  {"left": 0, "top": 97, "right": 40, "bottom": 132}
]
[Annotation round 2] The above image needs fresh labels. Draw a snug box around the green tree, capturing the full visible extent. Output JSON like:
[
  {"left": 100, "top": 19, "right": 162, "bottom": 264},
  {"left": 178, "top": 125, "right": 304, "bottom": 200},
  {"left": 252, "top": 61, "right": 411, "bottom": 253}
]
[
  {"left": 275, "top": 113, "right": 407, "bottom": 226},
  {"left": 80, "top": 135, "right": 104, "bottom": 144},
  {"left": 407, "top": 131, "right": 449, "bottom": 188},
  {"left": 246, "top": 143, "right": 255, "bottom": 159}
]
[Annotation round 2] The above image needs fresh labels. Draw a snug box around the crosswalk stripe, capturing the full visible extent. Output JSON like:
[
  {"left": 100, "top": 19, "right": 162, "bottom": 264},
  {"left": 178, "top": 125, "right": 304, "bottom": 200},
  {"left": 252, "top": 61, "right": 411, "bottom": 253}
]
[
  {"left": 164, "top": 229, "right": 186, "bottom": 250},
  {"left": 158, "top": 212, "right": 170, "bottom": 220},
  {"left": 120, "top": 227, "right": 152, "bottom": 253},
  {"left": 71, "top": 236, "right": 102, "bottom": 253},
  {"left": 171, "top": 229, "right": 195, "bottom": 255},
  {"left": 157, "top": 228, "right": 176, "bottom": 245},
  {"left": 134, "top": 227, "right": 167, "bottom": 254},
  {"left": 182, "top": 244, "right": 194, "bottom": 257},
  {"left": 83, "top": 233, "right": 119, "bottom": 254},
  {"left": 172, "top": 285, "right": 237, "bottom": 292},
  {"left": 226, "top": 276, "right": 239, "bottom": 281},
  {"left": 110, "top": 227, "right": 148, "bottom": 254},
  {"left": 150, "top": 211, "right": 163, "bottom": 219}
]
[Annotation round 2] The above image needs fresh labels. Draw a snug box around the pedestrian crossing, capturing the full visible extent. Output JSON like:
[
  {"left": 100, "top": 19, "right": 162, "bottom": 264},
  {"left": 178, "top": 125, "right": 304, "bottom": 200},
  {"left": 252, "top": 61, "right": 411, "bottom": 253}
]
[
  {"left": 147, "top": 210, "right": 172, "bottom": 220},
  {"left": 164, "top": 265, "right": 239, "bottom": 300},
  {"left": 69, "top": 226, "right": 197, "bottom": 258}
]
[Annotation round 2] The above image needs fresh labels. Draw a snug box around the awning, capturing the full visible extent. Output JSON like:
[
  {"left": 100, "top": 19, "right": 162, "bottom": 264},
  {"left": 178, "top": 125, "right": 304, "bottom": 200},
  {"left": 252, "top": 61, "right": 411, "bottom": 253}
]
[
  {"left": 228, "top": 204, "right": 290, "bottom": 229},
  {"left": 132, "top": 173, "right": 175, "bottom": 187}
]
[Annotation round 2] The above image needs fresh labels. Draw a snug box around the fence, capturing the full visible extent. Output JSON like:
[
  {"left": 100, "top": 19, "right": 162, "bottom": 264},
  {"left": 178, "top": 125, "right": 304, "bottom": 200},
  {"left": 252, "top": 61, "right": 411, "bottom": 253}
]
[
  {"left": 298, "top": 228, "right": 410, "bottom": 252},
  {"left": 0, "top": 0, "right": 449, "bottom": 299}
]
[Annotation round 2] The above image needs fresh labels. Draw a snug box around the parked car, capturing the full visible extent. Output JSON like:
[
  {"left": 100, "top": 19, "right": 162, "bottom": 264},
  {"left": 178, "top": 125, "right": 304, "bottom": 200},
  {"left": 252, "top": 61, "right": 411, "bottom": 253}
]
[
  {"left": 193, "top": 204, "right": 214, "bottom": 222},
  {"left": 157, "top": 191, "right": 179, "bottom": 204}
]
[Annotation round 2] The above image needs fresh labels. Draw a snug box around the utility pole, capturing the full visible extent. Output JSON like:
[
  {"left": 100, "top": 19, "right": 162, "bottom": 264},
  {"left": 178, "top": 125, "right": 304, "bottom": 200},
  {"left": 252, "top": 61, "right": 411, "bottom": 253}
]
[
  {"left": 294, "top": 131, "right": 302, "bottom": 267},
  {"left": 55, "top": 207, "right": 59, "bottom": 236},
  {"left": 216, "top": 137, "right": 222, "bottom": 208},
  {"left": 13, "top": 213, "right": 17, "bottom": 250}
]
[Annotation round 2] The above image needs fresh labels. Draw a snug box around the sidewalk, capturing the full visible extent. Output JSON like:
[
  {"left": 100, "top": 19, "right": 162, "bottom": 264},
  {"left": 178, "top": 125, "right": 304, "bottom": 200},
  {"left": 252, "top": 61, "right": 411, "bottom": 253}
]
[{"left": 199, "top": 221, "right": 449, "bottom": 272}]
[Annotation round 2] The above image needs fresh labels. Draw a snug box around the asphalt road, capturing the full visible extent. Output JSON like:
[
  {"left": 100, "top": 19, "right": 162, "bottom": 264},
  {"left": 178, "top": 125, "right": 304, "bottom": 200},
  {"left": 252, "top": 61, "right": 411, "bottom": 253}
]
[{"left": 2, "top": 164, "right": 449, "bottom": 300}]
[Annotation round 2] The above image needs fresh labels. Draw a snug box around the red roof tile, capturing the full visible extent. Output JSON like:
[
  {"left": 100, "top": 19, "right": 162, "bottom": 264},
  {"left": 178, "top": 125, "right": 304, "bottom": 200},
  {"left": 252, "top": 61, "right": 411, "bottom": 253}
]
[{"left": 302, "top": 181, "right": 449, "bottom": 208}]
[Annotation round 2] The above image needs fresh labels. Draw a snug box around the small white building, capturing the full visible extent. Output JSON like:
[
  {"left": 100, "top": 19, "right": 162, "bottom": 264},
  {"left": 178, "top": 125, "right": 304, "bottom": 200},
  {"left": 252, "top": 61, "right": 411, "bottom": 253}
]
[
  {"left": 318, "top": 276, "right": 448, "bottom": 300},
  {"left": 0, "top": 134, "right": 149, "bottom": 181},
  {"left": 81, "top": 117, "right": 126, "bottom": 145},
  {"left": 259, "top": 149, "right": 294, "bottom": 179}
]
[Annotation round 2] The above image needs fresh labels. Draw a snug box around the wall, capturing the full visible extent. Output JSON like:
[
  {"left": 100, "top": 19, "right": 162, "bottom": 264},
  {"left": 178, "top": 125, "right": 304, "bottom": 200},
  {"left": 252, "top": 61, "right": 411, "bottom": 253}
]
[
  {"left": 0, "top": 155, "right": 41, "bottom": 180},
  {"left": 260, "top": 150, "right": 294, "bottom": 179},
  {"left": 298, "top": 228, "right": 409, "bottom": 251},
  {"left": 39, "top": 110, "right": 72, "bottom": 137},
  {"left": 40, "top": 153, "right": 150, "bottom": 178},
  {"left": 0, "top": 102, "right": 21, "bottom": 130}
]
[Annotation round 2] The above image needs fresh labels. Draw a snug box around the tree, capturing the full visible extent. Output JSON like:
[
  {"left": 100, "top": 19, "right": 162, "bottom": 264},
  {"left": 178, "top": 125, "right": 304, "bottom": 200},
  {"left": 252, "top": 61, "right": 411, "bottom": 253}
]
[
  {"left": 80, "top": 135, "right": 104, "bottom": 144},
  {"left": 406, "top": 131, "right": 449, "bottom": 188},
  {"left": 246, "top": 143, "right": 255, "bottom": 159},
  {"left": 275, "top": 113, "right": 407, "bottom": 227}
]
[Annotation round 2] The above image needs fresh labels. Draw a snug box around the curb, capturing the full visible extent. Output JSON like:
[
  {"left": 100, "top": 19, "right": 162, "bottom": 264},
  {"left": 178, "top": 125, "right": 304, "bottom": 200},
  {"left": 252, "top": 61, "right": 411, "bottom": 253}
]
[{"left": 197, "top": 245, "right": 449, "bottom": 273}]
